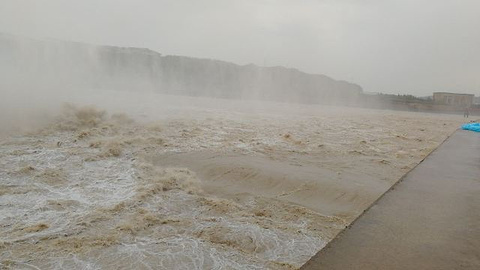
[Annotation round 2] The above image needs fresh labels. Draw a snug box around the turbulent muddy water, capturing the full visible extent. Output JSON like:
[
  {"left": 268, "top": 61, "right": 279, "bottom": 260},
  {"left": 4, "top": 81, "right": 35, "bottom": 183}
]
[{"left": 0, "top": 93, "right": 465, "bottom": 269}]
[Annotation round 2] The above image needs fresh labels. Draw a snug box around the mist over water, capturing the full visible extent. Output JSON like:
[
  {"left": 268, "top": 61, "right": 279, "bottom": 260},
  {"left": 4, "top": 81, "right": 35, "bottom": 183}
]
[
  {"left": 0, "top": 33, "right": 365, "bottom": 134},
  {"left": 0, "top": 32, "right": 470, "bottom": 269},
  {"left": 2, "top": 0, "right": 480, "bottom": 268}
]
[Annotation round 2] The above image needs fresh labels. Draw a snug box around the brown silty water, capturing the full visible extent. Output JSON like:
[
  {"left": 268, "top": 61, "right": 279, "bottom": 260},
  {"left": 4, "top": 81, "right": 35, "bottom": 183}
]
[{"left": 0, "top": 93, "right": 466, "bottom": 269}]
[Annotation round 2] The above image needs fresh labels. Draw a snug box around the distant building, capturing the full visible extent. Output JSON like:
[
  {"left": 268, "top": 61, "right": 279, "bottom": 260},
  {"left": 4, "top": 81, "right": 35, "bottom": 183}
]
[
  {"left": 474, "top": 96, "right": 480, "bottom": 105},
  {"left": 433, "top": 92, "right": 474, "bottom": 108}
]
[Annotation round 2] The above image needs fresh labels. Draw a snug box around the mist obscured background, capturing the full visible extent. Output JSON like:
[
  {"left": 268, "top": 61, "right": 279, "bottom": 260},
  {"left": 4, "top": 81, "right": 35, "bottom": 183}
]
[{"left": 1, "top": 0, "right": 479, "bottom": 95}]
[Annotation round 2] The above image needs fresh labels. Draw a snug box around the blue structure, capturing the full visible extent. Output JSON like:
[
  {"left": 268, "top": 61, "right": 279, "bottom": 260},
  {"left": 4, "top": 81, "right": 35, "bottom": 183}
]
[{"left": 462, "top": 123, "right": 480, "bottom": 132}]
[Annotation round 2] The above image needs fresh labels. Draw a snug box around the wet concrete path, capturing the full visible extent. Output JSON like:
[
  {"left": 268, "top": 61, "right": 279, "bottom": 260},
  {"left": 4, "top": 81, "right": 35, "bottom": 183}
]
[{"left": 302, "top": 129, "right": 480, "bottom": 269}]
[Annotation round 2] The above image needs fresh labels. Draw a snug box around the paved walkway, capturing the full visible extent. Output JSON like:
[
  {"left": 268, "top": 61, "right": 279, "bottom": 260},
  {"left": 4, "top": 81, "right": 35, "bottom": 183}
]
[{"left": 302, "top": 129, "right": 480, "bottom": 270}]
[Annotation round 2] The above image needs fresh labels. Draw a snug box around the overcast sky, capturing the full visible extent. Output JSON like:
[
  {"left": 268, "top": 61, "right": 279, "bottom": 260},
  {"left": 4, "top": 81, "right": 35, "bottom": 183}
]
[{"left": 1, "top": 0, "right": 479, "bottom": 96}]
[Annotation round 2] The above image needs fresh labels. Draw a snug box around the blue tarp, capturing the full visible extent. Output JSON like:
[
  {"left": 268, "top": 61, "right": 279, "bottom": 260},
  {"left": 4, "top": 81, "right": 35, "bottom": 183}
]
[{"left": 462, "top": 123, "right": 480, "bottom": 132}]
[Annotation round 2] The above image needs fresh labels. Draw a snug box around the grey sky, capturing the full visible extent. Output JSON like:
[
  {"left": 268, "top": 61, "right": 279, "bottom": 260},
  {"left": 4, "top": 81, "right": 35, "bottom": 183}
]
[{"left": 1, "top": 0, "right": 479, "bottom": 96}]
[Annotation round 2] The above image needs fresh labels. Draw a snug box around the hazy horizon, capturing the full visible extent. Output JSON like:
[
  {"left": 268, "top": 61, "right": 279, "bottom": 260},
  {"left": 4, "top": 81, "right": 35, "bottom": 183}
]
[{"left": 1, "top": 0, "right": 479, "bottom": 96}]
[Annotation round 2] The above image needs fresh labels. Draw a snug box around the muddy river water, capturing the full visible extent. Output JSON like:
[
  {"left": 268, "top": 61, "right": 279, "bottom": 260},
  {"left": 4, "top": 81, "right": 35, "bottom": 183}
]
[{"left": 0, "top": 92, "right": 465, "bottom": 269}]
